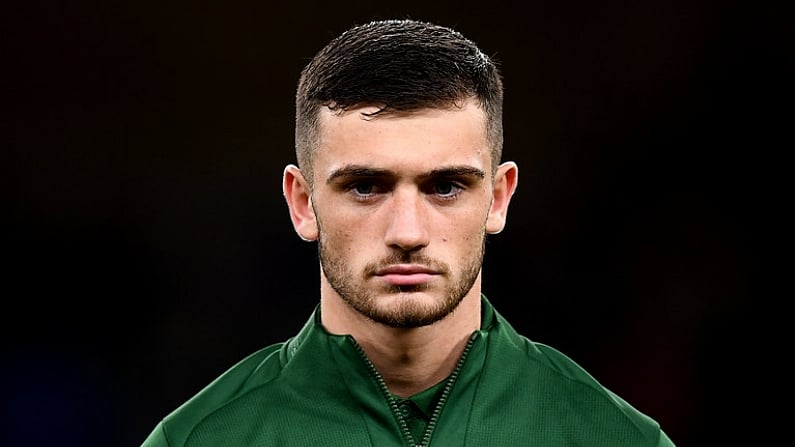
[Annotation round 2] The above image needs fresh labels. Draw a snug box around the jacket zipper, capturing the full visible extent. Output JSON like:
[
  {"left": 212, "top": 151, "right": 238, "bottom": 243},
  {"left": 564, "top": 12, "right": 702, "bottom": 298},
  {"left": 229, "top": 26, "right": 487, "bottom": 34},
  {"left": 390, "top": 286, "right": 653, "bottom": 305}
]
[{"left": 351, "top": 332, "right": 478, "bottom": 447}]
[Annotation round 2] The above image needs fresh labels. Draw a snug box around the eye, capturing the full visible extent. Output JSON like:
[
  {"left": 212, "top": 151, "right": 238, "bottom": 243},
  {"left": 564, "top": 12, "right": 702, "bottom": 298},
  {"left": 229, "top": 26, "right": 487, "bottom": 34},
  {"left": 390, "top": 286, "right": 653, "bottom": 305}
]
[
  {"left": 352, "top": 182, "right": 374, "bottom": 196},
  {"left": 346, "top": 181, "right": 383, "bottom": 200},
  {"left": 430, "top": 180, "right": 464, "bottom": 199}
]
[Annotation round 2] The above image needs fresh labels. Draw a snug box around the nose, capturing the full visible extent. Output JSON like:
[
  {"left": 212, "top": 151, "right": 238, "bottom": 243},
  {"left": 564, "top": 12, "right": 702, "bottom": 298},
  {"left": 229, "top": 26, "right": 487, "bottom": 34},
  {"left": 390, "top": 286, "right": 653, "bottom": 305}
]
[{"left": 384, "top": 188, "right": 430, "bottom": 252}]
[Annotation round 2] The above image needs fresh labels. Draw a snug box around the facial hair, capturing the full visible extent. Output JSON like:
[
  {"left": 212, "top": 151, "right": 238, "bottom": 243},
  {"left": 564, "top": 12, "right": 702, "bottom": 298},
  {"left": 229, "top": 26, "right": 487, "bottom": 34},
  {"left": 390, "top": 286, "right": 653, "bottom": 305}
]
[{"left": 317, "top": 231, "right": 485, "bottom": 329}]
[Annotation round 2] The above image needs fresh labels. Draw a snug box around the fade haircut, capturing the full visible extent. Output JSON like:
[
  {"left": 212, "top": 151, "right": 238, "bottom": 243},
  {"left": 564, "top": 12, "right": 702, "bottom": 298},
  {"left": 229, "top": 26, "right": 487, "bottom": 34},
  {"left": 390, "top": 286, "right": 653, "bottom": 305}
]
[{"left": 294, "top": 19, "right": 504, "bottom": 186}]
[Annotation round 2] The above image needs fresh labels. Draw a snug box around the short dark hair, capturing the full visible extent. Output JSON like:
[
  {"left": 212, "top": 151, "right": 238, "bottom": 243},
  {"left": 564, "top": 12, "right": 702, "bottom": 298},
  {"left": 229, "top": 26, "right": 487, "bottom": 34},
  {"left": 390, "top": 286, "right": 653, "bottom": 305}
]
[{"left": 295, "top": 19, "right": 504, "bottom": 185}]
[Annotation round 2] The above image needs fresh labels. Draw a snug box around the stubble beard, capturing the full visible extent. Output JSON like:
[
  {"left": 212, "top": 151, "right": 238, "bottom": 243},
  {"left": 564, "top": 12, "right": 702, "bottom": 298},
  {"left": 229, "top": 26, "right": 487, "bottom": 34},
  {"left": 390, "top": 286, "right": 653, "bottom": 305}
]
[{"left": 317, "top": 233, "right": 486, "bottom": 329}]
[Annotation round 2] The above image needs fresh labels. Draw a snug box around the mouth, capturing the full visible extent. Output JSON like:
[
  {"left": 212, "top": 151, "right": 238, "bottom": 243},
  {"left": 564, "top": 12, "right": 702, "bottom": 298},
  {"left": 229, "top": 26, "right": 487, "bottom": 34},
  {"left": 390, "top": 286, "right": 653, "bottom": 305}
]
[{"left": 373, "top": 264, "right": 439, "bottom": 287}]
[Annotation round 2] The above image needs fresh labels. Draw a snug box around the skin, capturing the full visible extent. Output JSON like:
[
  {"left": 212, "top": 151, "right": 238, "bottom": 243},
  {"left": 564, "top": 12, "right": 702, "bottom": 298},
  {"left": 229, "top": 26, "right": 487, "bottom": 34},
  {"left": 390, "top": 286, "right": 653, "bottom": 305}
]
[{"left": 283, "top": 99, "right": 518, "bottom": 396}]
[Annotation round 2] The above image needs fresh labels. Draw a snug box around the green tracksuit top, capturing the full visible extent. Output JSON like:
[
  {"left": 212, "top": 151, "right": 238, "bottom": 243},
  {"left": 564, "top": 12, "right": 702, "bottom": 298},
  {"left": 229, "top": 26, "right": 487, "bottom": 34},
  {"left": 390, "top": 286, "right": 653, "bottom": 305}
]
[{"left": 141, "top": 295, "right": 676, "bottom": 447}]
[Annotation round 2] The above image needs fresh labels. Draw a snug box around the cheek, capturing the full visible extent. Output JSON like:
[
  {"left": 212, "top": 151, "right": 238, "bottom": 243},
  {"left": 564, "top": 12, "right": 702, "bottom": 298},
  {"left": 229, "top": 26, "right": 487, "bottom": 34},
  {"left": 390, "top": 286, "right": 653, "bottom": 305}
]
[
  {"left": 438, "top": 222, "right": 485, "bottom": 247},
  {"left": 319, "top": 218, "right": 360, "bottom": 253},
  {"left": 319, "top": 205, "right": 382, "bottom": 240},
  {"left": 444, "top": 207, "right": 489, "bottom": 233}
]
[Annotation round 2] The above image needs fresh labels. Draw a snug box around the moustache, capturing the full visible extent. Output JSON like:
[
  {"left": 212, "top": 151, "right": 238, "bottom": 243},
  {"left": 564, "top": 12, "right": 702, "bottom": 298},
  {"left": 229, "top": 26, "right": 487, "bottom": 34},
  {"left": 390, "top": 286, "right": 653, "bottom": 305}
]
[{"left": 364, "top": 252, "right": 449, "bottom": 275}]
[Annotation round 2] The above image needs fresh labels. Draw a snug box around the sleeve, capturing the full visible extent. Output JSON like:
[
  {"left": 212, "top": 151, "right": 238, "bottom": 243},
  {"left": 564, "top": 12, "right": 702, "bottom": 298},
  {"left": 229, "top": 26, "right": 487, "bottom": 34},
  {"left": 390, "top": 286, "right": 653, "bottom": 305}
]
[
  {"left": 657, "top": 429, "right": 677, "bottom": 447},
  {"left": 140, "top": 421, "right": 171, "bottom": 447}
]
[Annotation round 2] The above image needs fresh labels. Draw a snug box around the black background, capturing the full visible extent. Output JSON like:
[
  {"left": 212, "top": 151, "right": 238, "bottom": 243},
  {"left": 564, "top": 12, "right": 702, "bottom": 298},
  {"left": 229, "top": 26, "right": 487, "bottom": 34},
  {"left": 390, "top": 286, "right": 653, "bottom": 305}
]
[{"left": 2, "top": 1, "right": 787, "bottom": 446}]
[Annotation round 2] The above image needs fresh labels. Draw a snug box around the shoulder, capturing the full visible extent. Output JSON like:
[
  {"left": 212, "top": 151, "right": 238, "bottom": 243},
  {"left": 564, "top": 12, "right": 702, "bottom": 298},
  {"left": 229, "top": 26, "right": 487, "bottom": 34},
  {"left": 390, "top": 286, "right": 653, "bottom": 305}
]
[
  {"left": 140, "top": 341, "right": 287, "bottom": 447},
  {"left": 489, "top": 311, "right": 671, "bottom": 445}
]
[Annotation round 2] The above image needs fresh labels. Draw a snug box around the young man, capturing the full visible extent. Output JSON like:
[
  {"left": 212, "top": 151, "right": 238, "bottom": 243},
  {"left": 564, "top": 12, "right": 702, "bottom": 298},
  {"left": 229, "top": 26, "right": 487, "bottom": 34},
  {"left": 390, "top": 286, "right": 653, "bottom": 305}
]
[{"left": 141, "top": 19, "right": 676, "bottom": 447}]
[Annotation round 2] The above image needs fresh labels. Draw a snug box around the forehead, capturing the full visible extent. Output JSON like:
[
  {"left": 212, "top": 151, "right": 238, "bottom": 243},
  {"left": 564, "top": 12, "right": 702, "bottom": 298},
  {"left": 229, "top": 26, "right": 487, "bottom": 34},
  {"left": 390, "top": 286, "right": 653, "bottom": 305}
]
[{"left": 314, "top": 101, "right": 490, "bottom": 178}]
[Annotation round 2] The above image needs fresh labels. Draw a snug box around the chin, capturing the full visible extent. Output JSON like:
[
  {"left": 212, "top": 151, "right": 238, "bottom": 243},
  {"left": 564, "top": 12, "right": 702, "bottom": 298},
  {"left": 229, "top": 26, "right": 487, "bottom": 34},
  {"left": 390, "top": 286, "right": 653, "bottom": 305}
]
[{"left": 370, "top": 293, "right": 454, "bottom": 328}]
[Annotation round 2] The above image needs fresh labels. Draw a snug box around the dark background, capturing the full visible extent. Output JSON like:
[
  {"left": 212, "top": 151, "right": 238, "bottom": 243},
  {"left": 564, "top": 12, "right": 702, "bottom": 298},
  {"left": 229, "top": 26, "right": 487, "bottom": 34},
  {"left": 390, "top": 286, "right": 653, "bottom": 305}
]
[{"left": 2, "top": 1, "right": 787, "bottom": 446}]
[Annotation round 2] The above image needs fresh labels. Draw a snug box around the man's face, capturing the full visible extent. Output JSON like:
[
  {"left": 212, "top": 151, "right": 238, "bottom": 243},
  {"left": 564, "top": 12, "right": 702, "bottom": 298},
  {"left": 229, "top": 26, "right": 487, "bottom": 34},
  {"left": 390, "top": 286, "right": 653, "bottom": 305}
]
[{"left": 310, "top": 101, "right": 496, "bottom": 328}]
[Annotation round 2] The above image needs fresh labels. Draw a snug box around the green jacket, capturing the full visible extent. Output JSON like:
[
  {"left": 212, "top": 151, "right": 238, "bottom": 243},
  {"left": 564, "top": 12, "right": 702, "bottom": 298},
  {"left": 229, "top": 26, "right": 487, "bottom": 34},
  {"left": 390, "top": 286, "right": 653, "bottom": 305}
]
[{"left": 141, "top": 296, "right": 675, "bottom": 446}]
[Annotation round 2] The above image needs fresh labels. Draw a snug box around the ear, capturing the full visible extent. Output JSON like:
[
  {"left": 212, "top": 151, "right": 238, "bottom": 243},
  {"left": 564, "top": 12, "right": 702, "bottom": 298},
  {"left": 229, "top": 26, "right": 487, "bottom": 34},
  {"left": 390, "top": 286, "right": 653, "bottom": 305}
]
[
  {"left": 282, "top": 164, "right": 318, "bottom": 241},
  {"left": 486, "top": 161, "right": 519, "bottom": 234}
]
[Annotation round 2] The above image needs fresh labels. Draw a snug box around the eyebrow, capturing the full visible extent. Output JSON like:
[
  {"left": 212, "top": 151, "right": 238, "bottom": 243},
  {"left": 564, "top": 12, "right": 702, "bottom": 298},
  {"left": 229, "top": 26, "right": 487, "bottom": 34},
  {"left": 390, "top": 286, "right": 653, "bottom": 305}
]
[
  {"left": 326, "top": 165, "right": 390, "bottom": 184},
  {"left": 326, "top": 165, "right": 486, "bottom": 184}
]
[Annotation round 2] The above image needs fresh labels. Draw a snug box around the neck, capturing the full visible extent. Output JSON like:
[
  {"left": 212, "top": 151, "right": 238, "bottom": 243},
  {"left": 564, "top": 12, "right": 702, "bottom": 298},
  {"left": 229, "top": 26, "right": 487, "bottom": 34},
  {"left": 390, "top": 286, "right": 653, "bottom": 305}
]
[{"left": 320, "top": 284, "right": 482, "bottom": 397}]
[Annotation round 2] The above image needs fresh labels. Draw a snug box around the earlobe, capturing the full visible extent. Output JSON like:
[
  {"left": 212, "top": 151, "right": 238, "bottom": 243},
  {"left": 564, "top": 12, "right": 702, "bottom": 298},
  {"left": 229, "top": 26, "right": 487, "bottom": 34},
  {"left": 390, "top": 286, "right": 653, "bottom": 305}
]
[
  {"left": 283, "top": 164, "right": 318, "bottom": 241},
  {"left": 486, "top": 161, "right": 519, "bottom": 234}
]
